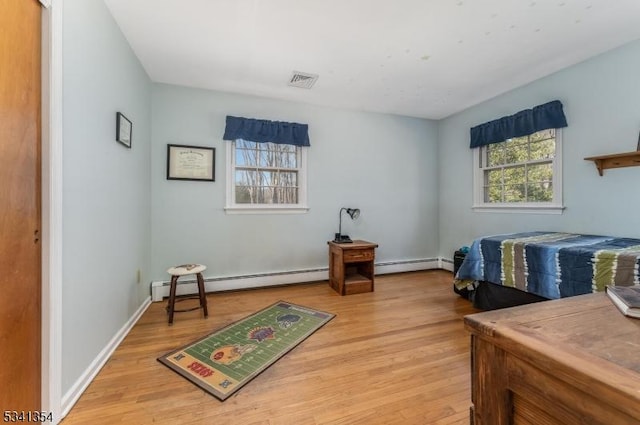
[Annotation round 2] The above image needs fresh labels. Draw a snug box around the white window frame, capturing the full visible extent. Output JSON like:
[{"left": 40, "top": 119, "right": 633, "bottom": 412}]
[
  {"left": 472, "top": 129, "right": 564, "bottom": 214},
  {"left": 225, "top": 140, "right": 309, "bottom": 214}
]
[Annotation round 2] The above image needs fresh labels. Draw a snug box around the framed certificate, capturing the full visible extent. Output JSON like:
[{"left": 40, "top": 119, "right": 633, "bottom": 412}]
[
  {"left": 166, "top": 144, "right": 215, "bottom": 181},
  {"left": 116, "top": 112, "right": 133, "bottom": 149},
  {"left": 116, "top": 112, "right": 132, "bottom": 148}
]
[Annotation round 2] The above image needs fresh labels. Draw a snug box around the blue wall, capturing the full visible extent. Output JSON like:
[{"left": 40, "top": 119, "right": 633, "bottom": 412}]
[
  {"left": 438, "top": 39, "right": 640, "bottom": 259},
  {"left": 62, "top": 0, "right": 151, "bottom": 395},
  {"left": 150, "top": 84, "right": 440, "bottom": 281}
]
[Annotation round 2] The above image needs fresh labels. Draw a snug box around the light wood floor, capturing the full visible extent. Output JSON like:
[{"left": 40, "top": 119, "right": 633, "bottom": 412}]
[{"left": 62, "top": 270, "right": 479, "bottom": 425}]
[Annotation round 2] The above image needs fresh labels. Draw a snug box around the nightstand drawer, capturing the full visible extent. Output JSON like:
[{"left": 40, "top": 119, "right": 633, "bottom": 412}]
[{"left": 343, "top": 249, "right": 374, "bottom": 263}]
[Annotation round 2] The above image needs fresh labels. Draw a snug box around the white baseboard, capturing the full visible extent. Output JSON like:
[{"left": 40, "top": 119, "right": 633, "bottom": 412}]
[
  {"left": 150, "top": 258, "right": 443, "bottom": 302},
  {"left": 376, "top": 258, "right": 440, "bottom": 274},
  {"left": 151, "top": 269, "right": 328, "bottom": 302},
  {"left": 439, "top": 257, "right": 454, "bottom": 272},
  {"left": 61, "top": 296, "right": 151, "bottom": 419}
]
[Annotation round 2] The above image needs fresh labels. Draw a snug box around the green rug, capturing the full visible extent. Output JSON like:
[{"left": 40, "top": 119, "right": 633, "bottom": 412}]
[{"left": 157, "top": 301, "right": 335, "bottom": 401}]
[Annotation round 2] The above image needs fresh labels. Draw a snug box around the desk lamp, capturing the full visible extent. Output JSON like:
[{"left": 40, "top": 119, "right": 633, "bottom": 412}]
[{"left": 334, "top": 207, "right": 360, "bottom": 243}]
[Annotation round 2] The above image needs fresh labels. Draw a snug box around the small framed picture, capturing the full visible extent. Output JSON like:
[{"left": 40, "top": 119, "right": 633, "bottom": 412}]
[
  {"left": 167, "top": 144, "right": 215, "bottom": 182},
  {"left": 116, "top": 112, "right": 132, "bottom": 148}
]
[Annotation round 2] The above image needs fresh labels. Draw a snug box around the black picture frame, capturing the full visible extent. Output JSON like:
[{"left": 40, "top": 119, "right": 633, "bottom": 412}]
[
  {"left": 116, "top": 112, "right": 132, "bottom": 148},
  {"left": 166, "top": 144, "right": 215, "bottom": 182}
]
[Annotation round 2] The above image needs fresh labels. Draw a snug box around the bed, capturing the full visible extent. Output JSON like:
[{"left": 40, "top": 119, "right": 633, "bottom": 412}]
[{"left": 454, "top": 231, "right": 640, "bottom": 309}]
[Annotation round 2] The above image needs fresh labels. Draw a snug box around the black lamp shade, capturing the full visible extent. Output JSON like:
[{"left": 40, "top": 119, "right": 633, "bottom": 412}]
[{"left": 346, "top": 208, "right": 360, "bottom": 219}]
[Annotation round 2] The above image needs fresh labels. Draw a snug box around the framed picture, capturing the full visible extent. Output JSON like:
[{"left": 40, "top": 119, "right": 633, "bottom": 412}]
[
  {"left": 637, "top": 130, "right": 640, "bottom": 151},
  {"left": 116, "top": 112, "right": 132, "bottom": 148},
  {"left": 167, "top": 144, "right": 215, "bottom": 181}
]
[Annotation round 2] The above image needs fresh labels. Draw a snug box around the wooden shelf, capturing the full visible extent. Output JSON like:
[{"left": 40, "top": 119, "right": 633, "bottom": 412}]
[
  {"left": 344, "top": 273, "right": 373, "bottom": 295},
  {"left": 344, "top": 273, "right": 370, "bottom": 285},
  {"left": 584, "top": 150, "right": 640, "bottom": 176}
]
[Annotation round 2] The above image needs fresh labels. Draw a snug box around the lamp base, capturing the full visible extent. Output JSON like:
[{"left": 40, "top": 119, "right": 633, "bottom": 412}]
[{"left": 334, "top": 233, "right": 353, "bottom": 243}]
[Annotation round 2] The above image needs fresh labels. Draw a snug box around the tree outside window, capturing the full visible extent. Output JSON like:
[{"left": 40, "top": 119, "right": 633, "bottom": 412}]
[
  {"left": 226, "top": 139, "right": 308, "bottom": 213},
  {"left": 473, "top": 129, "right": 563, "bottom": 213}
]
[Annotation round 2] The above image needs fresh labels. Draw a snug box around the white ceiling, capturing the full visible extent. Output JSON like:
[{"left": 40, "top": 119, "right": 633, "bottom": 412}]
[{"left": 104, "top": 0, "right": 640, "bottom": 120}]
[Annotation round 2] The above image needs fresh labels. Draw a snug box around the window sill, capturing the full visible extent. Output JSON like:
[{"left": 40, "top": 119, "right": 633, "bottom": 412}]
[
  {"left": 224, "top": 205, "right": 309, "bottom": 214},
  {"left": 472, "top": 204, "right": 565, "bottom": 214}
]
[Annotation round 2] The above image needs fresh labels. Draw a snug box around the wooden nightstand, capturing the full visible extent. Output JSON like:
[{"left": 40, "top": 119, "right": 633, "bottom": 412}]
[{"left": 327, "top": 240, "right": 378, "bottom": 295}]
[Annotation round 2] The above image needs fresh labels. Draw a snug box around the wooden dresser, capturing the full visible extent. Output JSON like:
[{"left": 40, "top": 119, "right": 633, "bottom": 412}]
[
  {"left": 464, "top": 293, "right": 640, "bottom": 425},
  {"left": 327, "top": 240, "right": 377, "bottom": 295}
]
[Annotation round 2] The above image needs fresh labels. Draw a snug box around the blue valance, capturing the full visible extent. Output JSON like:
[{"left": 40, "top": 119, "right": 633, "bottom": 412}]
[
  {"left": 223, "top": 116, "right": 310, "bottom": 147},
  {"left": 470, "top": 100, "right": 567, "bottom": 148}
]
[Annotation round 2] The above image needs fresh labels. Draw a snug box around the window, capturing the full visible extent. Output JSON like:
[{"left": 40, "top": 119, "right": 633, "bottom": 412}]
[
  {"left": 225, "top": 139, "right": 308, "bottom": 213},
  {"left": 473, "top": 129, "right": 563, "bottom": 213}
]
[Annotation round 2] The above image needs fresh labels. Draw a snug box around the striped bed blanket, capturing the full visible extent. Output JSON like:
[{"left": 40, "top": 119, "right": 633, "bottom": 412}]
[{"left": 454, "top": 232, "right": 640, "bottom": 299}]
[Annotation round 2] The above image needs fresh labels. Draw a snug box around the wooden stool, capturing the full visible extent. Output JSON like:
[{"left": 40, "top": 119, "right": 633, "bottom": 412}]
[{"left": 166, "top": 264, "right": 208, "bottom": 325}]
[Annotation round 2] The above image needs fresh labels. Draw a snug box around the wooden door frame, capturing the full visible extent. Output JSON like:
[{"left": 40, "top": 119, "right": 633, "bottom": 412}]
[{"left": 41, "top": 0, "right": 63, "bottom": 422}]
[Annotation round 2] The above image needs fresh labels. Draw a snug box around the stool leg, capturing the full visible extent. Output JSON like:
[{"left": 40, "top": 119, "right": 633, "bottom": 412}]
[
  {"left": 168, "top": 275, "right": 178, "bottom": 325},
  {"left": 197, "top": 272, "right": 208, "bottom": 318}
]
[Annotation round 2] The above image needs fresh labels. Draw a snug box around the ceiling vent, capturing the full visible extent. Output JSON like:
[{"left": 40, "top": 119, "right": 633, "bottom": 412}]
[{"left": 288, "top": 71, "right": 318, "bottom": 89}]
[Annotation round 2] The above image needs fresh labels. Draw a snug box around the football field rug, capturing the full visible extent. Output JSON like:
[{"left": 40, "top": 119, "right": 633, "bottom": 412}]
[{"left": 157, "top": 301, "right": 335, "bottom": 401}]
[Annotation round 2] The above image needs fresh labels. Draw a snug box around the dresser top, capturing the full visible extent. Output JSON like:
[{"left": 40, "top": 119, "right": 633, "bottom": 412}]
[{"left": 465, "top": 292, "right": 640, "bottom": 402}]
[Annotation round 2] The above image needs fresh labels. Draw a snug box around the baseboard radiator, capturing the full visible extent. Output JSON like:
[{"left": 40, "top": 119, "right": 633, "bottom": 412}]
[{"left": 151, "top": 257, "right": 444, "bottom": 302}]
